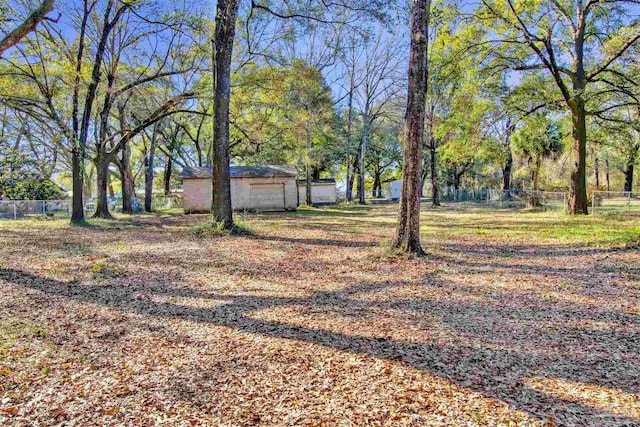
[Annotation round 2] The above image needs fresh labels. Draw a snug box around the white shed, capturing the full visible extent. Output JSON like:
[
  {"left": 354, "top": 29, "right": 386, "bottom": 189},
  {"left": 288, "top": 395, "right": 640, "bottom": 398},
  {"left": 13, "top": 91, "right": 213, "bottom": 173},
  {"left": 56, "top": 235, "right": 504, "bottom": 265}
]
[
  {"left": 390, "top": 179, "right": 402, "bottom": 200},
  {"left": 180, "top": 165, "right": 298, "bottom": 213},
  {"left": 298, "top": 179, "right": 337, "bottom": 205}
]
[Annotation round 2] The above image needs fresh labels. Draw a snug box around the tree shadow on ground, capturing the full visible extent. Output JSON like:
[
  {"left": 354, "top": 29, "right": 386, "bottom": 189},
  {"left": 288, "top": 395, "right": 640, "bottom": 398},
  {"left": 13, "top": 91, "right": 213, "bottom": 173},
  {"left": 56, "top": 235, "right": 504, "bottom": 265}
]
[
  {"left": 438, "top": 242, "right": 639, "bottom": 258},
  {"left": 1, "top": 267, "right": 638, "bottom": 425},
  {"left": 248, "top": 234, "right": 379, "bottom": 248}
]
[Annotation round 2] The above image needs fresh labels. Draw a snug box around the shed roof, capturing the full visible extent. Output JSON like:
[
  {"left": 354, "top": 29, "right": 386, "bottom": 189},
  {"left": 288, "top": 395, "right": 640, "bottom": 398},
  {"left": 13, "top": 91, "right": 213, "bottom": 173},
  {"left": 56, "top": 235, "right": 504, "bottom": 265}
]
[
  {"left": 298, "top": 178, "right": 336, "bottom": 185},
  {"left": 180, "top": 165, "right": 297, "bottom": 179}
]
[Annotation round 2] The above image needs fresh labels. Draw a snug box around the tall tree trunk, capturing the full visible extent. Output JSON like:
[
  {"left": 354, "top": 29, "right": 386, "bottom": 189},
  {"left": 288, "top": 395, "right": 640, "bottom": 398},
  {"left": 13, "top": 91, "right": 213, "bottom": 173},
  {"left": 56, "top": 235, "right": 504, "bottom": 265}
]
[
  {"left": 211, "top": 0, "right": 240, "bottom": 228},
  {"left": 119, "top": 144, "right": 135, "bottom": 213},
  {"left": 453, "top": 171, "right": 461, "bottom": 191},
  {"left": 624, "top": 159, "right": 635, "bottom": 192},
  {"left": 429, "top": 139, "right": 440, "bottom": 206},
  {"left": 145, "top": 122, "right": 159, "bottom": 212},
  {"left": 371, "top": 173, "right": 381, "bottom": 198},
  {"left": 567, "top": 29, "right": 588, "bottom": 214},
  {"left": 624, "top": 145, "right": 638, "bottom": 192},
  {"left": 93, "top": 150, "right": 113, "bottom": 219},
  {"left": 501, "top": 120, "right": 514, "bottom": 192},
  {"left": 358, "top": 114, "right": 369, "bottom": 205},
  {"left": 306, "top": 113, "right": 313, "bottom": 206},
  {"left": 393, "top": 0, "right": 429, "bottom": 255},
  {"left": 71, "top": 149, "right": 85, "bottom": 222},
  {"left": 594, "top": 153, "right": 600, "bottom": 188},
  {"left": 502, "top": 150, "right": 512, "bottom": 191},
  {"left": 347, "top": 171, "right": 356, "bottom": 202},
  {"left": 87, "top": 0, "right": 118, "bottom": 220},
  {"left": 420, "top": 157, "right": 429, "bottom": 199},
  {"left": 85, "top": 164, "right": 94, "bottom": 199},
  {"left": 352, "top": 144, "right": 361, "bottom": 203},
  {"left": 70, "top": 0, "right": 94, "bottom": 224},
  {"left": 355, "top": 167, "right": 363, "bottom": 203},
  {"left": 345, "top": 164, "right": 352, "bottom": 202},
  {"left": 568, "top": 102, "right": 588, "bottom": 214},
  {"left": 345, "top": 72, "right": 355, "bottom": 202},
  {"left": 108, "top": 173, "right": 115, "bottom": 197},
  {"left": 532, "top": 156, "right": 541, "bottom": 191},
  {"left": 164, "top": 156, "right": 172, "bottom": 196},
  {"left": 605, "top": 158, "right": 610, "bottom": 191}
]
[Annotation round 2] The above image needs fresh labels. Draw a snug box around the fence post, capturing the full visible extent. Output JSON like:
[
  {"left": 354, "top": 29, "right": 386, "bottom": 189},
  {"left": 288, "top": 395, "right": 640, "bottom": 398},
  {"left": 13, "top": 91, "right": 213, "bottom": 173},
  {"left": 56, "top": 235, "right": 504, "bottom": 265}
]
[
  {"left": 629, "top": 191, "right": 632, "bottom": 213},
  {"left": 13, "top": 201, "right": 17, "bottom": 220},
  {"left": 42, "top": 200, "right": 46, "bottom": 216}
]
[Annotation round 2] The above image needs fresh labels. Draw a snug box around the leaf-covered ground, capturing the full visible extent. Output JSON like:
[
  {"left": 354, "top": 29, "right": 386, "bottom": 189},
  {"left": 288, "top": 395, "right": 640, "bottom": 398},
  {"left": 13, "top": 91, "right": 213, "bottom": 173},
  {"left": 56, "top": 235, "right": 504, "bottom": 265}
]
[{"left": 0, "top": 204, "right": 639, "bottom": 426}]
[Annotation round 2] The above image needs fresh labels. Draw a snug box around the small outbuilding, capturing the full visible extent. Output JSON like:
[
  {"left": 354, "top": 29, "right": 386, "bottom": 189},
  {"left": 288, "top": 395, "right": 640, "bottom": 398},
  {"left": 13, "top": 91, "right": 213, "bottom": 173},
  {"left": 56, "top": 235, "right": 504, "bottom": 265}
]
[
  {"left": 298, "top": 179, "right": 337, "bottom": 205},
  {"left": 180, "top": 165, "right": 298, "bottom": 213},
  {"left": 389, "top": 179, "right": 402, "bottom": 201}
]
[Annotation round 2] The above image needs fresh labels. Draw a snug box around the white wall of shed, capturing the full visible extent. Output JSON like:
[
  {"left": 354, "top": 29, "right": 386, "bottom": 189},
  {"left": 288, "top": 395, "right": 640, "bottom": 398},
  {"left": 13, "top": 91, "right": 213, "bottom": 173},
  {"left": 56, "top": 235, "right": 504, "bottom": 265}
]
[
  {"left": 183, "top": 177, "right": 297, "bottom": 213},
  {"left": 298, "top": 183, "right": 337, "bottom": 204}
]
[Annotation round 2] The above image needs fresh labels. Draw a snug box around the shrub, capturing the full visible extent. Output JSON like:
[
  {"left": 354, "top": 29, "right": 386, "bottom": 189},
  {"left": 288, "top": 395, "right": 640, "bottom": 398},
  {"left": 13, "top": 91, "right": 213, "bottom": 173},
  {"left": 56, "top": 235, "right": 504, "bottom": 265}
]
[{"left": 5, "top": 180, "right": 63, "bottom": 200}]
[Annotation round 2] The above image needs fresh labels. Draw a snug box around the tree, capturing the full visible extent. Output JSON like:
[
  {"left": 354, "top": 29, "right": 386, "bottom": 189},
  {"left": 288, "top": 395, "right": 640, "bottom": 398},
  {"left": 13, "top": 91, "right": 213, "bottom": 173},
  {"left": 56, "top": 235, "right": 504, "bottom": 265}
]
[
  {"left": 367, "top": 118, "right": 402, "bottom": 198},
  {"left": 285, "top": 61, "right": 336, "bottom": 205},
  {"left": 494, "top": 116, "right": 515, "bottom": 191},
  {"left": 0, "top": 141, "right": 62, "bottom": 200},
  {"left": 88, "top": 2, "right": 200, "bottom": 218},
  {"left": 211, "top": 0, "right": 389, "bottom": 223},
  {"left": 0, "top": 0, "right": 202, "bottom": 221},
  {"left": 434, "top": 65, "right": 498, "bottom": 193},
  {"left": 422, "top": 5, "right": 489, "bottom": 205},
  {"left": 339, "top": 31, "right": 363, "bottom": 202},
  {"left": 594, "top": 105, "right": 640, "bottom": 192},
  {"left": 0, "top": 0, "right": 100, "bottom": 223},
  {"left": 478, "top": 0, "right": 640, "bottom": 214},
  {"left": 0, "top": 0, "right": 56, "bottom": 57},
  {"left": 511, "top": 113, "right": 565, "bottom": 192},
  {"left": 143, "top": 122, "right": 160, "bottom": 212},
  {"left": 211, "top": 0, "right": 241, "bottom": 228},
  {"left": 393, "top": 0, "right": 429, "bottom": 255},
  {"left": 590, "top": 58, "right": 639, "bottom": 192},
  {"left": 353, "top": 33, "right": 404, "bottom": 204}
]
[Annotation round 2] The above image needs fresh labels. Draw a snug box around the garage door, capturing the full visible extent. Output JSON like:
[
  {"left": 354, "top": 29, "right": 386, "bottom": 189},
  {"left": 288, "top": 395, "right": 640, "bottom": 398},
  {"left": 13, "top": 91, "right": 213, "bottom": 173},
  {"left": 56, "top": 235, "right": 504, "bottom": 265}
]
[{"left": 250, "top": 183, "right": 286, "bottom": 210}]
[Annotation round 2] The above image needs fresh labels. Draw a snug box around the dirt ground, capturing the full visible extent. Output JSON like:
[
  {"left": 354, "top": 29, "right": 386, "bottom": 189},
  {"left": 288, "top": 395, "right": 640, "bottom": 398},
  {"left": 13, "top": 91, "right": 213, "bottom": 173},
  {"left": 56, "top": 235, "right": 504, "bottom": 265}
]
[{"left": 1, "top": 204, "right": 639, "bottom": 426}]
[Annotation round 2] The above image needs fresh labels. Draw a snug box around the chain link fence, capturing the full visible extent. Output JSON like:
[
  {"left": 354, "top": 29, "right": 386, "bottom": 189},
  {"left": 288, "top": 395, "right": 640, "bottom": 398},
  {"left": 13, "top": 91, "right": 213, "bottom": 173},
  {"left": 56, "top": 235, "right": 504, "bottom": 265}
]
[
  {"left": 0, "top": 196, "right": 182, "bottom": 220},
  {"left": 2, "top": 191, "right": 639, "bottom": 219},
  {"left": 591, "top": 191, "right": 640, "bottom": 216},
  {"left": 485, "top": 189, "right": 567, "bottom": 211},
  {"left": 0, "top": 200, "right": 72, "bottom": 219},
  {"left": 433, "top": 188, "right": 567, "bottom": 211}
]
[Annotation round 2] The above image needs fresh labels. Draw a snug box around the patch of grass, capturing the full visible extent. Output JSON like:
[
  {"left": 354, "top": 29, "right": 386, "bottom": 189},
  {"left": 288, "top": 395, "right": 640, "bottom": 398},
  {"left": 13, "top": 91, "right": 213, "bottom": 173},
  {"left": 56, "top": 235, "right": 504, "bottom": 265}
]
[
  {"left": 416, "top": 208, "right": 640, "bottom": 247},
  {"left": 597, "top": 211, "right": 628, "bottom": 221},
  {"left": 0, "top": 320, "right": 49, "bottom": 356},
  {"left": 282, "top": 204, "right": 371, "bottom": 217},
  {"left": 548, "top": 223, "right": 640, "bottom": 245},
  {"left": 368, "top": 240, "right": 428, "bottom": 261},
  {"left": 189, "top": 219, "right": 253, "bottom": 237},
  {"left": 149, "top": 207, "right": 183, "bottom": 215},
  {"left": 56, "top": 241, "right": 93, "bottom": 257},
  {"left": 90, "top": 261, "right": 124, "bottom": 279}
]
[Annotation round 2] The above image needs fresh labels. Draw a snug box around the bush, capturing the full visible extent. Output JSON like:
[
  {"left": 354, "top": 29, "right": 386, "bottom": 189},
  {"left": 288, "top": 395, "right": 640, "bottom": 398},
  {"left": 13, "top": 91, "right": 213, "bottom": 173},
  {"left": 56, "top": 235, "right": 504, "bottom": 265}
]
[
  {"left": 5, "top": 180, "right": 63, "bottom": 200},
  {"left": 0, "top": 147, "right": 63, "bottom": 200}
]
